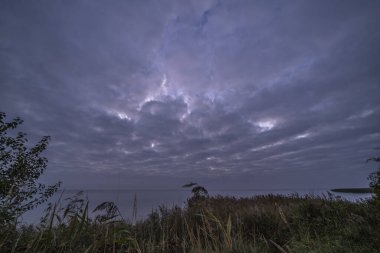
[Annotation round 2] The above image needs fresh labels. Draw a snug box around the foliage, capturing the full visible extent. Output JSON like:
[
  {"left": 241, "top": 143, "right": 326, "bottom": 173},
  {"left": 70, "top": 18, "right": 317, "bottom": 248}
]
[
  {"left": 1, "top": 192, "right": 379, "bottom": 252},
  {"left": 367, "top": 147, "right": 380, "bottom": 200},
  {"left": 0, "top": 112, "right": 60, "bottom": 226},
  {"left": 182, "top": 182, "right": 209, "bottom": 198}
]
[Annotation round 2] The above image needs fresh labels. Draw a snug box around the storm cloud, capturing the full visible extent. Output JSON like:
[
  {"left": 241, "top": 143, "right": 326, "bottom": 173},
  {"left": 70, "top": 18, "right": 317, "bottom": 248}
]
[{"left": 1, "top": 0, "right": 379, "bottom": 189}]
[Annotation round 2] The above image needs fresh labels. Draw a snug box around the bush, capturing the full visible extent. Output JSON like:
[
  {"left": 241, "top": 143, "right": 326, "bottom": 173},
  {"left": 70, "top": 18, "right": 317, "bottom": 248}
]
[
  {"left": 367, "top": 148, "right": 380, "bottom": 201},
  {"left": 0, "top": 112, "right": 60, "bottom": 226}
]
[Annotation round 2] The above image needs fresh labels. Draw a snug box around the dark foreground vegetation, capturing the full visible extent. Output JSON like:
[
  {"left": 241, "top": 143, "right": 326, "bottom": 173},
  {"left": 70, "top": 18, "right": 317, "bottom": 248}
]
[
  {"left": 2, "top": 113, "right": 380, "bottom": 252},
  {"left": 1, "top": 192, "right": 380, "bottom": 253}
]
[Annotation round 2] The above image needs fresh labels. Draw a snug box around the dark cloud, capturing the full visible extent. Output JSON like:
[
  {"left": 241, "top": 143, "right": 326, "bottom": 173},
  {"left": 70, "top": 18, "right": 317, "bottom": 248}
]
[{"left": 1, "top": 0, "right": 379, "bottom": 189}]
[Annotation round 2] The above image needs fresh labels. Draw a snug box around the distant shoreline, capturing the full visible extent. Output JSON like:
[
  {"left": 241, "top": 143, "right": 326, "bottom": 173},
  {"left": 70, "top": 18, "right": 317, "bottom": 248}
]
[{"left": 331, "top": 188, "right": 373, "bottom": 194}]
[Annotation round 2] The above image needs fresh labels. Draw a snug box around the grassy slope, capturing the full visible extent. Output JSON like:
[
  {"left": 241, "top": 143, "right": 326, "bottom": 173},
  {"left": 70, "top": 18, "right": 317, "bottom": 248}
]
[{"left": 1, "top": 193, "right": 380, "bottom": 253}]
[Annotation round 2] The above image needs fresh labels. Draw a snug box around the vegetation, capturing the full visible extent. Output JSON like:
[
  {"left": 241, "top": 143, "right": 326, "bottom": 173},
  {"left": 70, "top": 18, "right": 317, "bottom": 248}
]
[
  {"left": 367, "top": 148, "right": 380, "bottom": 202},
  {"left": 0, "top": 191, "right": 379, "bottom": 253},
  {"left": 0, "top": 112, "right": 60, "bottom": 227}
]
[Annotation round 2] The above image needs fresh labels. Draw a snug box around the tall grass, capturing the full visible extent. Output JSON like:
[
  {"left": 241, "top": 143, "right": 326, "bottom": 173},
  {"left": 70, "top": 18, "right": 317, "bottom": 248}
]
[{"left": 1, "top": 192, "right": 379, "bottom": 252}]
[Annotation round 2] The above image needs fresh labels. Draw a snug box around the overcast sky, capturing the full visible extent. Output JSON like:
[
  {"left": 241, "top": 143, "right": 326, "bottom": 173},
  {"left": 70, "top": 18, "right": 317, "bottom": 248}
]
[{"left": 1, "top": 0, "right": 379, "bottom": 190}]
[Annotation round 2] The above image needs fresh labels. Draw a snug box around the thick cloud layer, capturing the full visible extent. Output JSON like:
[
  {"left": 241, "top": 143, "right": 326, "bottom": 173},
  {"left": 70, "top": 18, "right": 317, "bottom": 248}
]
[{"left": 1, "top": 0, "right": 379, "bottom": 189}]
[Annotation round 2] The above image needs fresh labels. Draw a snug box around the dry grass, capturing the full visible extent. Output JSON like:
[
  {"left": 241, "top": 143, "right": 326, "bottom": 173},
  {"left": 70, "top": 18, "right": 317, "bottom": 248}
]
[{"left": 1, "top": 192, "right": 379, "bottom": 253}]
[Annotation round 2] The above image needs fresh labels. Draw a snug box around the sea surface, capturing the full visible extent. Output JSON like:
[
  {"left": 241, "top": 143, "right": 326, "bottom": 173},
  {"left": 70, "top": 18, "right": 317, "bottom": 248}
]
[{"left": 20, "top": 189, "right": 373, "bottom": 225}]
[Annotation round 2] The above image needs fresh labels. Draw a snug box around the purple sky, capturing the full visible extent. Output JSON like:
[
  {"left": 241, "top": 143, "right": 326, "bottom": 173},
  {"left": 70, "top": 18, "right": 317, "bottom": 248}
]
[{"left": 1, "top": 0, "right": 379, "bottom": 190}]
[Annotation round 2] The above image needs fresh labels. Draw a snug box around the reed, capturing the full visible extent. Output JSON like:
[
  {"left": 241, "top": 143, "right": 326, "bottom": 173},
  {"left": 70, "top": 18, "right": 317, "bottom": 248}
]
[{"left": 1, "top": 192, "right": 379, "bottom": 252}]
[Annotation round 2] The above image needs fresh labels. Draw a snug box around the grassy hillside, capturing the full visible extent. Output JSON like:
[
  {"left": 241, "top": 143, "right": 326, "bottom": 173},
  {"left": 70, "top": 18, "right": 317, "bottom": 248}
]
[{"left": 1, "top": 192, "right": 380, "bottom": 253}]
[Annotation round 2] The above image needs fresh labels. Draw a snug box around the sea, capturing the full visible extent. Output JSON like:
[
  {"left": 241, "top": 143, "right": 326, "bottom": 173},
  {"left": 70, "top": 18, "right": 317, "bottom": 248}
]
[{"left": 20, "top": 189, "right": 373, "bottom": 225}]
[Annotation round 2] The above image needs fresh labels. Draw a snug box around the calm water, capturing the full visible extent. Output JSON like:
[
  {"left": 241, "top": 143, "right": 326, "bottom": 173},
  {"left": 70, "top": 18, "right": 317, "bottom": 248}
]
[{"left": 20, "top": 189, "right": 373, "bottom": 225}]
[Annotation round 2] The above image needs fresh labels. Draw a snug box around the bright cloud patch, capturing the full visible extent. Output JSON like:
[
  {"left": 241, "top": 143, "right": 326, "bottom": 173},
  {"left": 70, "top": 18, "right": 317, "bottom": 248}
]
[
  {"left": 255, "top": 119, "right": 277, "bottom": 132},
  {"left": 294, "top": 132, "right": 311, "bottom": 140}
]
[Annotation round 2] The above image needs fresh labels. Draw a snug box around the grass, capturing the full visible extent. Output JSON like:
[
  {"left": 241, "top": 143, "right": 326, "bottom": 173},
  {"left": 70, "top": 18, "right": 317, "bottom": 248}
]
[{"left": 1, "top": 191, "right": 380, "bottom": 253}]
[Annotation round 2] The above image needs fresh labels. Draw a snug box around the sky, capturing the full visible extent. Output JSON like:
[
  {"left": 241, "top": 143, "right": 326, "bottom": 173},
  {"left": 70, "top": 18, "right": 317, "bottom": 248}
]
[{"left": 1, "top": 0, "right": 379, "bottom": 190}]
